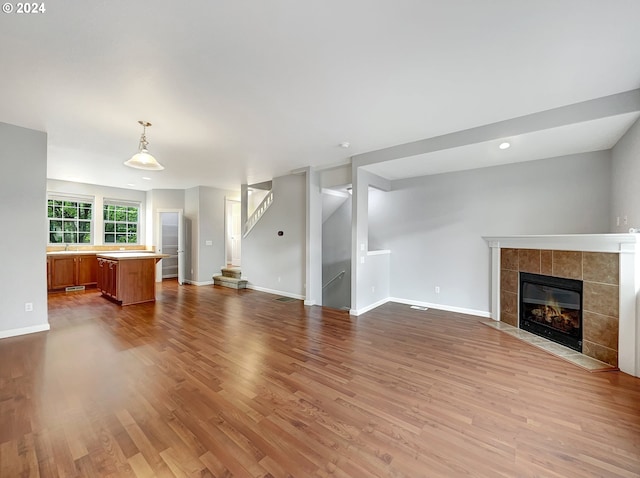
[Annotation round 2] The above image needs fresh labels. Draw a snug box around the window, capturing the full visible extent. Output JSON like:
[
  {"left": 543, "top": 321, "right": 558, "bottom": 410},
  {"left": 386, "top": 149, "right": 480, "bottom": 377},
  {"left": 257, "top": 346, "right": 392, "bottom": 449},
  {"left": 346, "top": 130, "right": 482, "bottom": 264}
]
[
  {"left": 104, "top": 200, "right": 139, "bottom": 244},
  {"left": 47, "top": 197, "right": 93, "bottom": 244}
]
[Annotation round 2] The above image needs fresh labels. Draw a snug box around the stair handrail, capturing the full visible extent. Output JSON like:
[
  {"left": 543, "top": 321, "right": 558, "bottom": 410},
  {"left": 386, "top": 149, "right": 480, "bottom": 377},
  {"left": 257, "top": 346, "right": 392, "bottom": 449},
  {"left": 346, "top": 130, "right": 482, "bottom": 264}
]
[
  {"left": 322, "top": 270, "right": 345, "bottom": 289},
  {"left": 243, "top": 190, "right": 273, "bottom": 237}
]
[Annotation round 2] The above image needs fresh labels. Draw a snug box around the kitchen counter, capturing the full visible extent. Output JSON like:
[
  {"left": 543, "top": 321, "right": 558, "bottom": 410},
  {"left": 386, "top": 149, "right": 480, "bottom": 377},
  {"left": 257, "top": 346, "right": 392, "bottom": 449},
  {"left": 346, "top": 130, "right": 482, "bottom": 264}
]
[
  {"left": 96, "top": 253, "right": 169, "bottom": 305},
  {"left": 96, "top": 252, "right": 167, "bottom": 260},
  {"left": 47, "top": 250, "right": 153, "bottom": 256}
]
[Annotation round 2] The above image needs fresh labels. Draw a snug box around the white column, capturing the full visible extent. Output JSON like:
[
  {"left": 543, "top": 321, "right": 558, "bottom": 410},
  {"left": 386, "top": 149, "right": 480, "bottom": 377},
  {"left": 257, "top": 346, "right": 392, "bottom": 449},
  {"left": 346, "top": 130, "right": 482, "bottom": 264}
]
[{"left": 489, "top": 241, "right": 501, "bottom": 321}]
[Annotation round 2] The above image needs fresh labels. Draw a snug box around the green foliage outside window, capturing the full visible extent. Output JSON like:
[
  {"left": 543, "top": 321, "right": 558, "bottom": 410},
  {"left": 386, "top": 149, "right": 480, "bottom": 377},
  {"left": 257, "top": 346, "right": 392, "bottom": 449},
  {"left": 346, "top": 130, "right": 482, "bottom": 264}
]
[
  {"left": 47, "top": 199, "right": 92, "bottom": 243},
  {"left": 104, "top": 204, "right": 139, "bottom": 244}
]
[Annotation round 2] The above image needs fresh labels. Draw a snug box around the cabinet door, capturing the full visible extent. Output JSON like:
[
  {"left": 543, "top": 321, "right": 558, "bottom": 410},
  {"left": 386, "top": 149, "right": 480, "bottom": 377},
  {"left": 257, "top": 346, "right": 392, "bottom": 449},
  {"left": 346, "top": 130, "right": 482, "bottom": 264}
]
[
  {"left": 97, "top": 258, "right": 105, "bottom": 292},
  {"left": 77, "top": 255, "right": 98, "bottom": 286},
  {"left": 50, "top": 256, "right": 76, "bottom": 290},
  {"left": 110, "top": 261, "right": 118, "bottom": 298},
  {"left": 106, "top": 260, "right": 118, "bottom": 297}
]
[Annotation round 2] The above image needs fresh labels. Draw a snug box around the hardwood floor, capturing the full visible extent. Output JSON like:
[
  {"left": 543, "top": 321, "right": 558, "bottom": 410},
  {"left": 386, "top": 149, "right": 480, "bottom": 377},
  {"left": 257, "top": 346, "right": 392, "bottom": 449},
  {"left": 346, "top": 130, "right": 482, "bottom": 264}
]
[{"left": 2, "top": 282, "right": 640, "bottom": 477}]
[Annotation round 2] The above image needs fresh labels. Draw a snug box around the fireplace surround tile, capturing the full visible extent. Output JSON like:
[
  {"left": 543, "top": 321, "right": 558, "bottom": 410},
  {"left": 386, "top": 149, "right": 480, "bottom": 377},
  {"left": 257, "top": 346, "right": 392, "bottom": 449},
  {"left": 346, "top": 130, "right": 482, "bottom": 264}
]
[
  {"left": 519, "top": 249, "right": 541, "bottom": 273},
  {"left": 583, "top": 340, "right": 618, "bottom": 367},
  {"left": 583, "top": 252, "right": 618, "bottom": 285},
  {"left": 541, "top": 250, "right": 553, "bottom": 275},
  {"left": 501, "top": 248, "right": 518, "bottom": 270},
  {"left": 500, "top": 269, "right": 518, "bottom": 294},
  {"left": 583, "top": 282, "right": 619, "bottom": 318},
  {"left": 500, "top": 290, "right": 518, "bottom": 326},
  {"left": 583, "top": 311, "right": 619, "bottom": 350},
  {"left": 552, "top": 250, "right": 582, "bottom": 279}
]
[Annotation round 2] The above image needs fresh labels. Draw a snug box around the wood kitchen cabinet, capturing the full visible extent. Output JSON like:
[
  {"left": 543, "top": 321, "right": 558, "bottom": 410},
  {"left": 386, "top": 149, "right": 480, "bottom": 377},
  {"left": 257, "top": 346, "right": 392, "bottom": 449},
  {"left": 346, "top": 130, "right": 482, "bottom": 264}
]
[
  {"left": 47, "top": 254, "right": 98, "bottom": 291},
  {"left": 97, "top": 258, "right": 118, "bottom": 298},
  {"left": 97, "top": 253, "right": 167, "bottom": 305}
]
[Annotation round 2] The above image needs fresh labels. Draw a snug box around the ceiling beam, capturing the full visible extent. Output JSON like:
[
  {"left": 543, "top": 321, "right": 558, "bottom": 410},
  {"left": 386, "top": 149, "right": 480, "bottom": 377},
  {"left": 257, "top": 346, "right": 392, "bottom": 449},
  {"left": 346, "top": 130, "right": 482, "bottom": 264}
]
[{"left": 352, "top": 89, "right": 640, "bottom": 168}]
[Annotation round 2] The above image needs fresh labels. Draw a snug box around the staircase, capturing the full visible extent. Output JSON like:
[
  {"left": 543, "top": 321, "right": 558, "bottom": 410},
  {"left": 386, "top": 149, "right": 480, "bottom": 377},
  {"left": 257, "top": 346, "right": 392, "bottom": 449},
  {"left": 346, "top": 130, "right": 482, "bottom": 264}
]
[
  {"left": 243, "top": 189, "right": 273, "bottom": 237},
  {"left": 213, "top": 267, "right": 248, "bottom": 289}
]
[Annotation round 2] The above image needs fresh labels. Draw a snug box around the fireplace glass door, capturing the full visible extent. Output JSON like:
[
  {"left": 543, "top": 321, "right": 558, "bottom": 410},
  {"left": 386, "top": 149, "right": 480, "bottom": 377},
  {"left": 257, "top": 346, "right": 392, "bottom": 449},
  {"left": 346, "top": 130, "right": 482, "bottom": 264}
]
[{"left": 519, "top": 272, "right": 583, "bottom": 351}]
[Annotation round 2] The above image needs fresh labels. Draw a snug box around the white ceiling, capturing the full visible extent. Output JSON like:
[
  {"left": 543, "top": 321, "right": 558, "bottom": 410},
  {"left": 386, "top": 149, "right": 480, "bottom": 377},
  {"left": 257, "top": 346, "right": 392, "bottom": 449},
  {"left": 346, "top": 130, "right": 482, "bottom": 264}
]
[{"left": 1, "top": 1, "right": 640, "bottom": 191}]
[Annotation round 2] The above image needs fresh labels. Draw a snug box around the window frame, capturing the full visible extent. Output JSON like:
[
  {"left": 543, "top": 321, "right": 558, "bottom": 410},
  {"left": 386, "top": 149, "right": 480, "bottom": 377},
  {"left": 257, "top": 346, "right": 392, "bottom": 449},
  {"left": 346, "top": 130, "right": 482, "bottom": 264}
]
[
  {"left": 47, "top": 194, "right": 94, "bottom": 244},
  {"left": 103, "top": 199, "right": 141, "bottom": 245}
]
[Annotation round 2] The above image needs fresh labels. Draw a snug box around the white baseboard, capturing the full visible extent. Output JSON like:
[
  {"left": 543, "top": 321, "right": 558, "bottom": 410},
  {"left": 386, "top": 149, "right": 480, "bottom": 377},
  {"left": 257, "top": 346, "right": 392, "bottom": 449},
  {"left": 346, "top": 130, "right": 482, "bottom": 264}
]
[
  {"left": 304, "top": 299, "right": 316, "bottom": 306},
  {"left": 184, "top": 280, "right": 214, "bottom": 286},
  {"left": 350, "top": 297, "right": 390, "bottom": 316},
  {"left": 246, "top": 284, "right": 305, "bottom": 300},
  {"left": 0, "top": 323, "right": 50, "bottom": 340},
  {"left": 388, "top": 297, "right": 491, "bottom": 318}
]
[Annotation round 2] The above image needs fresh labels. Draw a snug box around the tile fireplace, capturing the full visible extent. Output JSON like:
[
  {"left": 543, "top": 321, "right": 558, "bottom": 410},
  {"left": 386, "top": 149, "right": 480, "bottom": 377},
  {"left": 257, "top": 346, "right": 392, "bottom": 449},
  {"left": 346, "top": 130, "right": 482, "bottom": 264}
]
[{"left": 484, "top": 234, "right": 640, "bottom": 378}]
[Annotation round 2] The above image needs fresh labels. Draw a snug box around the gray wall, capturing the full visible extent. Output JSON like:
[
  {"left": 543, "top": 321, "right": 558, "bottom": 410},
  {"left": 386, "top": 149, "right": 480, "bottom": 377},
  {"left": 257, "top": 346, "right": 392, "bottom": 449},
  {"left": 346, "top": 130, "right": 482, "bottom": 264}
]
[
  {"left": 322, "top": 196, "right": 351, "bottom": 309},
  {"left": 184, "top": 186, "right": 237, "bottom": 284},
  {"left": 368, "top": 151, "right": 612, "bottom": 314},
  {"left": 243, "top": 174, "right": 306, "bottom": 297},
  {"left": 197, "top": 186, "right": 236, "bottom": 283},
  {"left": 0, "top": 122, "right": 48, "bottom": 337},
  {"left": 611, "top": 116, "right": 640, "bottom": 232}
]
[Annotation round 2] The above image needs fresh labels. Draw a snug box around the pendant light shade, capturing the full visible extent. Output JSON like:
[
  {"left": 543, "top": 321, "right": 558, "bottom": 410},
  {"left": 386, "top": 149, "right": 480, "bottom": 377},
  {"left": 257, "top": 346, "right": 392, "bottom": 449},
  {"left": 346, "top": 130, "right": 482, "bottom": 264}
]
[{"left": 124, "top": 121, "right": 164, "bottom": 170}]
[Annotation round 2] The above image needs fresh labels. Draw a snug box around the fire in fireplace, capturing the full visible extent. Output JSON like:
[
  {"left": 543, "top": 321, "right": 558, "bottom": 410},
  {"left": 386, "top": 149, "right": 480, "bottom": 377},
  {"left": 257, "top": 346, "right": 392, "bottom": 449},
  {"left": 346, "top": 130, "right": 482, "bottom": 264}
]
[{"left": 519, "top": 272, "right": 583, "bottom": 352}]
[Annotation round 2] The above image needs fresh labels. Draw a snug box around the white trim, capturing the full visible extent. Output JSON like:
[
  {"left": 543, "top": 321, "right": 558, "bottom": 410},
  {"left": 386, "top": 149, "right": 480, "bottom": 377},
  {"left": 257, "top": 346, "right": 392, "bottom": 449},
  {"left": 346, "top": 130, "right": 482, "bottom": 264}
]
[
  {"left": 304, "top": 300, "right": 316, "bottom": 306},
  {"left": 389, "top": 297, "right": 491, "bottom": 318},
  {"left": 348, "top": 296, "right": 492, "bottom": 318},
  {"left": 184, "top": 280, "right": 214, "bottom": 286},
  {"left": 483, "top": 233, "right": 640, "bottom": 253},
  {"left": 367, "top": 249, "right": 391, "bottom": 256},
  {"left": 246, "top": 284, "right": 305, "bottom": 300},
  {"left": 0, "top": 323, "right": 50, "bottom": 340},
  {"left": 349, "top": 297, "right": 390, "bottom": 316}
]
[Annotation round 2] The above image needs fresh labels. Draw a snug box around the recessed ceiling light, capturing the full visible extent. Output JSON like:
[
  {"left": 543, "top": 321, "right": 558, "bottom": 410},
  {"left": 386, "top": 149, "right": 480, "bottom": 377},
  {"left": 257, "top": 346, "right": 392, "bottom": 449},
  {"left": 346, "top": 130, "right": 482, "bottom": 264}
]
[
  {"left": 127, "top": 183, "right": 136, "bottom": 187},
  {"left": 499, "top": 142, "right": 511, "bottom": 150},
  {"left": 142, "top": 176, "right": 152, "bottom": 180},
  {"left": 339, "top": 142, "right": 351, "bottom": 148}
]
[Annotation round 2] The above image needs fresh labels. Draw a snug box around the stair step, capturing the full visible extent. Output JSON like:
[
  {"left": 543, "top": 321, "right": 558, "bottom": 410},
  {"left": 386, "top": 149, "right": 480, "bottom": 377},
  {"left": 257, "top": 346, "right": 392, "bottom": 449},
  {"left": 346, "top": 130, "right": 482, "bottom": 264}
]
[
  {"left": 221, "top": 267, "right": 242, "bottom": 279},
  {"left": 213, "top": 275, "right": 248, "bottom": 289}
]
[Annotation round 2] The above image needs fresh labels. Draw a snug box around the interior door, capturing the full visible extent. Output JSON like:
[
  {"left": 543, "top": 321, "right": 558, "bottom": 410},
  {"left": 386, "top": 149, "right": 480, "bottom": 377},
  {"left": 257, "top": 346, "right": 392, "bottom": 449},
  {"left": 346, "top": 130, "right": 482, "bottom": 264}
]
[
  {"left": 156, "top": 209, "right": 185, "bottom": 285},
  {"left": 227, "top": 199, "right": 241, "bottom": 267},
  {"left": 177, "top": 211, "right": 185, "bottom": 285}
]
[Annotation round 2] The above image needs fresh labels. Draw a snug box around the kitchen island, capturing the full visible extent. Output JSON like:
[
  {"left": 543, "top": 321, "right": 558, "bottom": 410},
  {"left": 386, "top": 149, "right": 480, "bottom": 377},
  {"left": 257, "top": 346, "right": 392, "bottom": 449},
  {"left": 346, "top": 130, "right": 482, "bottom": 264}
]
[{"left": 96, "top": 252, "right": 169, "bottom": 306}]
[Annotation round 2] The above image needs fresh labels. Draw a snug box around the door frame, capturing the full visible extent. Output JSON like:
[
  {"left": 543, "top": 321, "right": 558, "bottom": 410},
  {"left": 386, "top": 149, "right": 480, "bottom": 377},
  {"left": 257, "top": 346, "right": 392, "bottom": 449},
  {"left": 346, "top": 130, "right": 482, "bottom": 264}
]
[
  {"left": 155, "top": 208, "right": 185, "bottom": 285},
  {"left": 225, "top": 198, "right": 241, "bottom": 267}
]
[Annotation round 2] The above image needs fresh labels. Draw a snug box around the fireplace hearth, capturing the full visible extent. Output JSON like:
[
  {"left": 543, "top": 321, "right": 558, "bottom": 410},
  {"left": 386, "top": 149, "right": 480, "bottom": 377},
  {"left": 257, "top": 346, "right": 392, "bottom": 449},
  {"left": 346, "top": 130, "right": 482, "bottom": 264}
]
[{"left": 519, "top": 272, "right": 583, "bottom": 352}]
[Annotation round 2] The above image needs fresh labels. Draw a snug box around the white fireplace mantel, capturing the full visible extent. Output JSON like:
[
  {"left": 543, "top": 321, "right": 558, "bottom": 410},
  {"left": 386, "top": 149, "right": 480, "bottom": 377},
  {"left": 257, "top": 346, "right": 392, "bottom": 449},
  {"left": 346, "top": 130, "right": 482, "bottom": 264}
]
[{"left": 483, "top": 234, "right": 640, "bottom": 378}]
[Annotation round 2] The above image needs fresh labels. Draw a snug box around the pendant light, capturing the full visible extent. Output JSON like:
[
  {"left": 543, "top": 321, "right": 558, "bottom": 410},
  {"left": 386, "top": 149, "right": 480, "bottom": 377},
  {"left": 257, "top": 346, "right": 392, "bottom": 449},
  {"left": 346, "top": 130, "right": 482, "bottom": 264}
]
[{"left": 124, "top": 121, "right": 164, "bottom": 170}]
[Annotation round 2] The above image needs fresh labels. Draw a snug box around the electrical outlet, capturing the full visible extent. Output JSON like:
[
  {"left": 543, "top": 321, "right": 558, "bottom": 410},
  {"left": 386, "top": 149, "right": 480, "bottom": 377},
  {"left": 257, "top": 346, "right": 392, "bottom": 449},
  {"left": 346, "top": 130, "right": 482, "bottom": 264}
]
[
  {"left": 371, "top": 286, "right": 375, "bottom": 293},
  {"left": 435, "top": 286, "right": 440, "bottom": 294},
  {"left": 25, "top": 302, "right": 33, "bottom": 312},
  {"left": 617, "top": 216, "right": 620, "bottom": 226},
  {"left": 624, "top": 216, "right": 628, "bottom": 225}
]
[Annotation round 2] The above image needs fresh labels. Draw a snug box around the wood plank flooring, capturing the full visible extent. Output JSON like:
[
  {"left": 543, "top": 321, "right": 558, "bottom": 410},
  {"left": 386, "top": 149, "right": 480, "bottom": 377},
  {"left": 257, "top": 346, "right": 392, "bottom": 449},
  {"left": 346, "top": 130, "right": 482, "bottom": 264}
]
[{"left": 1, "top": 281, "right": 640, "bottom": 477}]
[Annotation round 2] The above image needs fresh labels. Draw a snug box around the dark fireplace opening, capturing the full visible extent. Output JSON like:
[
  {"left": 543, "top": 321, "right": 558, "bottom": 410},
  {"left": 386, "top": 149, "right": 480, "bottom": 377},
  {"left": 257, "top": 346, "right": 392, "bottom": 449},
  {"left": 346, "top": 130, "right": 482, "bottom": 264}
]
[{"left": 519, "top": 272, "right": 583, "bottom": 352}]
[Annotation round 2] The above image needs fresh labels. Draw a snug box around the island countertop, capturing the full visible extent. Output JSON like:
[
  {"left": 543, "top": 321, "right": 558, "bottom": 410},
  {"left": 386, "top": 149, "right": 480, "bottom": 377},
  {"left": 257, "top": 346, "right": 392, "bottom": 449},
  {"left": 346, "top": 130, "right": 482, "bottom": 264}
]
[{"left": 96, "top": 252, "right": 170, "bottom": 260}]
